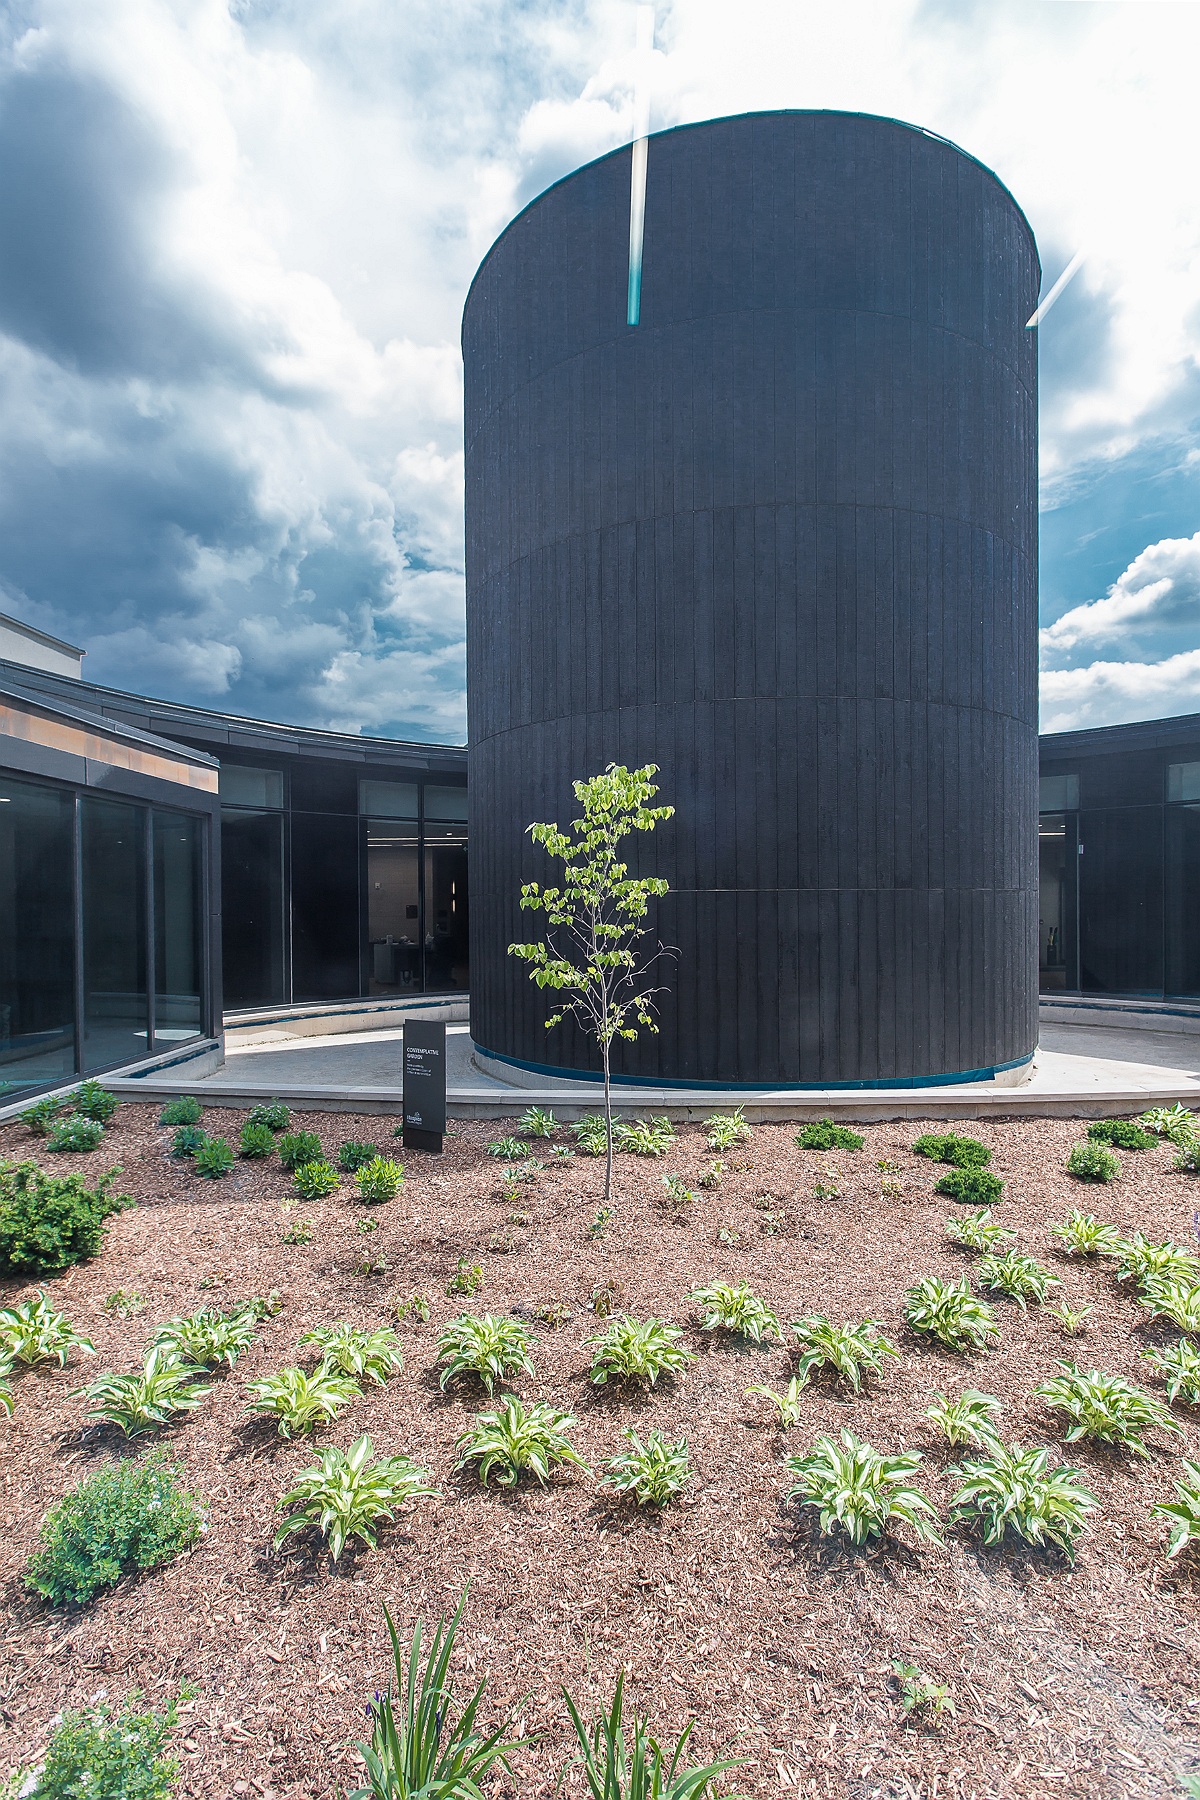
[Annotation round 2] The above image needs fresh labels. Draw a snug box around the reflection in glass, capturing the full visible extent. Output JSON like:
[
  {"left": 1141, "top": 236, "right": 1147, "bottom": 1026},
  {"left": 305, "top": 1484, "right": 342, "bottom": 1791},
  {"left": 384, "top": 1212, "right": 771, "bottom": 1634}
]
[
  {"left": 423, "top": 784, "right": 468, "bottom": 822},
  {"left": 154, "top": 810, "right": 203, "bottom": 1042},
  {"left": 0, "top": 777, "right": 77, "bottom": 1095},
  {"left": 81, "top": 796, "right": 148, "bottom": 1071},
  {"left": 424, "top": 836, "right": 469, "bottom": 991},
  {"left": 360, "top": 780, "right": 417, "bottom": 820},
  {"left": 221, "top": 808, "right": 286, "bottom": 1008},
  {"left": 219, "top": 764, "right": 284, "bottom": 808},
  {"left": 1166, "top": 802, "right": 1200, "bottom": 996},
  {"left": 366, "top": 822, "right": 421, "bottom": 991}
]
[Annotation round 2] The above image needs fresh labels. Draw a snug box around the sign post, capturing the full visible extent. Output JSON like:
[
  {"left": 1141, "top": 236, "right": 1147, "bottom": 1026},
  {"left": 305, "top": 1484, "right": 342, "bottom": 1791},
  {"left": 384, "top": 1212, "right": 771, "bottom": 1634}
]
[{"left": 402, "top": 1019, "right": 446, "bottom": 1154}]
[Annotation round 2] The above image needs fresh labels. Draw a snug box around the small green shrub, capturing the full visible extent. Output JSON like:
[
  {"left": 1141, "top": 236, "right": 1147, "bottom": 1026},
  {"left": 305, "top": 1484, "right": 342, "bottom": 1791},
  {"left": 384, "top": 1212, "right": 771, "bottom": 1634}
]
[
  {"left": 745, "top": 1374, "right": 805, "bottom": 1426},
  {"left": 193, "top": 1136, "right": 235, "bottom": 1179},
  {"left": 905, "top": 1276, "right": 998, "bottom": 1351},
  {"left": 76, "top": 1345, "right": 211, "bottom": 1436},
  {"left": 794, "top": 1119, "right": 864, "bottom": 1151},
  {"left": 1138, "top": 1277, "right": 1200, "bottom": 1333},
  {"left": 0, "top": 1159, "right": 129, "bottom": 1275},
  {"left": 784, "top": 1431, "right": 941, "bottom": 1546},
  {"left": 158, "top": 1095, "right": 202, "bottom": 1127},
  {"left": 1036, "top": 1361, "right": 1182, "bottom": 1457},
  {"left": 275, "top": 1433, "right": 438, "bottom": 1562},
  {"left": 47, "top": 1115, "right": 105, "bottom": 1153},
  {"left": 0, "top": 1291, "right": 94, "bottom": 1367},
  {"left": 1117, "top": 1234, "right": 1200, "bottom": 1287},
  {"left": 948, "top": 1441, "right": 1097, "bottom": 1557},
  {"left": 1086, "top": 1118, "right": 1154, "bottom": 1150},
  {"left": 18, "top": 1094, "right": 66, "bottom": 1135},
  {"left": 446, "top": 1257, "right": 483, "bottom": 1297},
  {"left": 171, "top": 1124, "right": 207, "bottom": 1159},
  {"left": 572, "top": 1115, "right": 609, "bottom": 1156},
  {"left": 300, "top": 1322, "right": 404, "bottom": 1384},
  {"left": 935, "top": 1168, "right": 1004, "bottom": 1206},
  {"left": 1049, "top": 1210, "right": 1122, "bottom": 1257},
  {"left": 519, "top": 1105, "right": 558, "bottom": 1138},
  {"left": 913, "top": 1132, "right": 991, "bottom": 1168},
  {"left": 357, "top": 1156, "right": 404, "bottom": 1204},
  {"left": 561, "top": 1671, "right": 738, "bottom": 1800},
  {"left": 945, "top": 1208, "right": 1013, "bottom": 1253},
  {"left": 788, "top": 1315, "right": 898, "bottom": 1393},
  {"left": 437, "top": 1314, "right": 535, "bottom": 1393},
  {"left": 601, "top": 1429, "right": 691, "bottom": 1506},
  {"left": 1141, "top": 1337, "right": 1200, "bottom": 1405},
  {"left": 1138, "top": 1103, "right": 1196, "bottom": 1143},
  {"left": 975, "top": 1249, "right": 1059, "bottom": 1309},
  {"left": 153, "top": 1305, "right": 259, "bottom": 1370},
  {"left": 293, "top": 1158, "right": 340, "bottom": 1199},
  {"left": 704, "top": 1107, "right": 751, "bottom": 1153},
  {"left": 338, "top": 1139, "right": 379, "bottom": 1172},
  {"left": 689, "top": 1279, "right": 782, "bottom": 1342},
  {"left": 278, "top": 1129, "right": 323, "bottom": 1171},
  {"left": 245, "top": 1364, "right": 362, "bottom": 1436},
  {"left": 25, "top": 1450, "right": 201, "bottom": 1606},
  {"left": 456, "top": 1398, "right": 586, "bottom": 1487},
  {"left": 925, "top": 1389, "right": 1001, "bottom": 1448},
  {"left": 239, "top": 1120, "right": 276, "bottom": 1159},
  {"left": 893, "top": 1661, "right": 956, "bottom": 1720},
  {"left": 22, "top": 1694, "right": 182, "bottom": 1798},
  {"left": 1175, "top": 1139, "right": 1200, "bottom": 1174},
  {"left": 246, "top": 1099, "right": 291, "bottom": 1132},
  {"left": 1153, "top": 1458, "right": 1200, "bottom": 1559},
  {"left": 71, "top": 1080, "right": 119, "bottom": 1124},
  {"left": 614, "top": 1116, "right": 675, "bottom": 1156},
  {"left": 585, "top": 1315, "right": 695, "bottom": 1388},
  {"left": 1066, "top": 1142, "right": 1119, "bottom": 1183}
]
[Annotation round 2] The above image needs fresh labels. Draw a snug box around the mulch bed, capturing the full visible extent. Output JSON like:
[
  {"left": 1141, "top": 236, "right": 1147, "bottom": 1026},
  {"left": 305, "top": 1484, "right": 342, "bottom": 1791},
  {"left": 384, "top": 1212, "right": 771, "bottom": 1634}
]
[{"left": 2, "top": 1102, "right": 1200, "bottom": 1800}]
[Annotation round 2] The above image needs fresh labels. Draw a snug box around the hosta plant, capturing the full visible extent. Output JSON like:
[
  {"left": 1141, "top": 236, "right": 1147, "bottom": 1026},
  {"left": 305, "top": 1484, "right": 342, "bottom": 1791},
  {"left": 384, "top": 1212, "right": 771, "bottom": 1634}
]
[
  {"left": 614, "top": 1115, "right": 675, "bottom": 1156},
  {"left": 437, "top": 1314, "right": 535, "bottom": 1393},
  {"left": 338, "top": 1140, "right": 379, "bottom": 1172},
  {"left": 905, "top": 1277, "right": 999, "bottom": 1351},
  {"left": 945, "top": 1209, "right": 1014, "bottom": 1253},
  {"left": 925, "top": 1389, "right": 1002, "bottom": 1448},
  {"left": 47, "top": 1115, "right": 105, "bottom": 1154},
  {"left": 194, "top": 1136, "right": 236, "bottom": 1179},
  {"left": 794, "top": 1119, "right": 863, "bottom": 1151},
  {"left": 519, "top": 1105, "right": 558, "bottom": 1138},
  {"left": 1139, "top": 1278, "right": 1200, "bottom": 1333},
  {"left": 601, "top": 1429, "right": 691, "bottom": 1507},
  {"left": 153, "top": 1305, "right": 259, "bottom": 1369},
  {"left": 293, "top": 1158, "right": 340, "bottom": 1199},
  {"left": 1117, "top": 1235, "right": 1200, "bottom": 1287},
  {"left": 788, "top": 1315, "right": 899, "bottom": 1393},
  {"left": 300, "top": 1322, "right": 404, "bottom": 1384},
  {"left": 1066, "top": 1142, "right": 1119, "bottom": 1183},
  {"left": 24, "top": 1449, "right": 201, "bottom": 1607},
  {"left": 455, "top": 1398, "right": 586, "bottom": 1487},
  {"left": 1047, "top": 1301, "right": 1095, "bottom": 1336},
  {"left": 704, "top": 1107, "right": 751, "bottom": 1152},
  {"left": 913, "top": 1132, "right": 991, "bottom": 1168},
  {"left": 487, "top": 1136, "right": 529, "bottom": 1160},
  {"left": 936, "top": 1168, "right": 1004, "bottom": 1206},
  {"left": 1035, "top": 1361, "right": 1182, "bottom": 1457},
  {"left": 893, "top": 1661, "right": 956, "bottom": 1720},
  {"left": 245, "top": 1364, "right": 362, "bottom": 1437},
  {"left": 278, "top": 1130, "right": 324, "bottom": 1172},
  {"left": 357, "top": 1156, "right": 404, "bottom": 1203},
  {"left": 745, "top": 1374, "right": 805, "bottom": 1426},
  {"left": 585, "top": 1314, "right": 695, "bottom": 1388},
  {"left": 75, "top": 1345, "right": 211, "bottom": 1436},
  {"left": 690, "top": 1280, "right": 782, "bottom": 1343},
  {"left": 0, "top": 1363, "right": 12, "bottom": 1417},
  {"left": 976, "top": 1249, "right": 1060, "bottom": 1310},
  {"left": 239, "top": 1119, "right": 276, "bottom": 1159},
  {"left": 1141, "top": 1337, "right": 1200, "bottom": 1405},
  {"left": 1152, "top": 1459, "right": 1200, "bottom": 1559},
  {"left": 572, "top": 1115, "right": 609, "bottom": 1156},
  {"left": 948, "top": 1440, "right": 1098, "bottom": 1556},
  {"left": 0, "top": 1291, "right": 94, "bottom": 1367},
  {"left": 275, "top": 1433, "right": 438, "bottom": 1562},
  {"left": 562, "top": 1671, "right": 739, "bottom": 1800},
  {"left": 348, "top": 1596, "right": 527, "bottom": 1800},
  {"left": 784, "top": 1431, "right": 941, "bottom": 1546},
  {"left": 1086, "top": 1118, "right": 1155, "bottom": 1150},
  {"left": 1049, "top": 1211, "right": 1123, "bottom": 1257},
  {"left": 1137, "top": 1103, "right": 1195, "bottom": 1143},
  {"left": 247, "top": 1099, "right": 291, "bottom": 1132},
  {"left": 158, "top": 1095, "right": 202, "bottom": 1126},
  {"left": 172, "top": 1124, "right": 207, "bottom": 1159}
]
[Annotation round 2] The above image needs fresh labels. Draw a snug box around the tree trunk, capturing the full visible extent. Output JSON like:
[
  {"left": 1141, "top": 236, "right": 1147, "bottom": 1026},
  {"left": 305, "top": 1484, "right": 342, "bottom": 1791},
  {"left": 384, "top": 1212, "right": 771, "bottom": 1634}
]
[{"left": 602, "top": 1037, "right": 613, "bottom": 1209}]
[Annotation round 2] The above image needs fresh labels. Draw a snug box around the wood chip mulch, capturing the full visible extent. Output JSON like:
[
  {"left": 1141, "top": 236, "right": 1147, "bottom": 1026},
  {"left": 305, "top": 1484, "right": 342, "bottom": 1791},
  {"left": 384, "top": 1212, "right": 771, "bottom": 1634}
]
[{"left": 2, "top": 1103, "right": 1200, "bottom": 1800}]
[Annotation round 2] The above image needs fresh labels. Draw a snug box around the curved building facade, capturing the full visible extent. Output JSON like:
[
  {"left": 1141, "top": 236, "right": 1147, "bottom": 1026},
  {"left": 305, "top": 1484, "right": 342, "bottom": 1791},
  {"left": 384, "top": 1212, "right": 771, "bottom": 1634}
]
[{"left": 464, "top": 110, "right": 1041, "bottom": 1086}]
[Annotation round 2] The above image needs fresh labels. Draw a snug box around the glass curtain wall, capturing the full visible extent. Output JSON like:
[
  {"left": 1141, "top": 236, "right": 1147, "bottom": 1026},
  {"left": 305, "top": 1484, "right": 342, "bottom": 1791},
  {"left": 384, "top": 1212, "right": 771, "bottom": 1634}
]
[
  {"left": 220, "top": 766, "right": 286, "bottom": 1009},
  {"left": 1166, "top": 761, "right": 1200, "bottom": 997},
  {"left": 361, "top": 779, "right": 468, "bottom": 996},
  {"left": 154, "top": 811, "right": 204, "bottom": 1041},
  {"left": 81, "top": 797, "right": 148, "bottom": 1070},
  {"left": 423, "top": 786, "right": 469, "bottom": 992},
  {"left": 0, "top": 775, "right": 76, "bottom": 1096}
]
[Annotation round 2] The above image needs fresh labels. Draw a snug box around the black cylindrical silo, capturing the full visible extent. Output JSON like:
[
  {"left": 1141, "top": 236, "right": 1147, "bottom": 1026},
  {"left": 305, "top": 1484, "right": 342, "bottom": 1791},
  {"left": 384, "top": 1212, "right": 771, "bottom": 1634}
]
[{"left": 463, "top": 110, "right": 1040, "bottom": 1087}]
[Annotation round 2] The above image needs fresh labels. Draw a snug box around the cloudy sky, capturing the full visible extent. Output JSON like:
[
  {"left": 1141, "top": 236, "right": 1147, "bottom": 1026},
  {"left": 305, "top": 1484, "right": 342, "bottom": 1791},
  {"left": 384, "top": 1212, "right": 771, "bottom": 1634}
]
[{"left": 0, "top": 0, "right": 1197, "bottom": 742}]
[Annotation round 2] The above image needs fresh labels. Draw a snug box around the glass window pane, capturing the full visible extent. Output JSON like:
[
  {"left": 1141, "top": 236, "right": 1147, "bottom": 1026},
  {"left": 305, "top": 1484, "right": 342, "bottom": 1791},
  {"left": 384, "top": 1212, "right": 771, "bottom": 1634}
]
[
  {"left": 220, "top": 809, "right": 286, "bottom": 1009},
  {"left": 424, "top": 841, "right": 469, "bottom": 991},
  {"left": 360, "top": 779, "right": 418, "bottom": 820},
  {"left": 81, "top": 796, "right": 148, "bottom": 1071},
  {"left": 1039, "top": 773, "right": 1079, "bottom": 812},
  {"left": 154, "top": 811, "right": 203, "bottom": 1043},
  {"left": 1079, "top": 806, "right": 1164, "bottom": 996},
  {"left": 1166, "top": 803, "right": 1200, "bottom": 995},
  {"left": 1167, "top": 761, "right": 1200, "bottom": 803},
  {"left": 423, "top": 784, "right": 468, "bottom": 822},
  {"left": 0, "top": 775, "right": 76, "bottom": 1096},
  {"left": 1038, "top": 812, "right": 1077, "bottom": 992},
  {"left": 291, "top": 813, "right": 359, "bottom": 999},
  {"left": 219, "top": 764, "right": 284, "bottom": 809},
  {"left": 366, "top": 822, "right": 422, "bottom": 991}
]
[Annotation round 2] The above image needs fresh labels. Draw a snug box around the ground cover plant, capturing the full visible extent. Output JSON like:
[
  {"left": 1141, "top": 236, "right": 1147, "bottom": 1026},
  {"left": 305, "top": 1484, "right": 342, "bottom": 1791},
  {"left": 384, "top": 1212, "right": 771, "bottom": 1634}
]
[
  {"left": 25, "top": 1450, "right": 201, "bottom": 1606},
  {"left": 1138, "top": 1276, "right": 1200, "bottom": 1333},
  {"left": 704, "top": 1107, "right": 751, "bottom": 1152},
  {"left": 1117, "top": 1234, "right": 1200, "bottom": 1287},
  {"left": 1141, "top": 1337, "right": 1200, "bottom": 1404},
  {"left": 1049, "top": 1210, "right": 1122, "bottom": 1256},
  {"left": 436, "top": 1314, "right": 536, "bottom": 1393},
  {"left": 158, "top": 1095, "right": 202, "bottom": 1127},
  {"left": 293, "top": 1157, "right": 340, "bottom": 1199},
  {"left": 1066, "top": 1142, "right": 1120, "bottom": 1183},
  {"left": 794, "top": 1119, "right": 863, "bottom": 1150},
  {"left": 46, "top": 1114, "right": 106, "bottom": 1154},
  {"left": 904, "top": 1276, "right": 999, "bottom": 1351},
  {"left": 338, "top": 1139, "right": 379, "bottom": 1171},
  {"left": 1153, "top": 1459, "right": 1200, "bottom": 1559},
  {"left": 784, "top": 1432, "right": 941, "bottom": 1546},
  {"left": 17, "top": 1094, "right": 65, "bottom": 1136},
  {"left": 893, "top": 1660, "right": 956, "bottom": 1721},
  {"left": 1035, "top": 1362, "right": 1183, "bottom": 1456},
  {"left": 935, "top": 1167, "right": 1004, "bottom": 1206},
  {"left": 71, "top": 1080, "right": 120, "bottom": 1124},
  {"left": 601, "top": 1427, "right": 691, "bottom": 1506},
  {"left": 274, "top": 1433, "right": 438, "bottom": 1563},
  {"left": 689, "top": 1279, "right": 782, "bottom": 1342},
  {"left": 947, "top": 1441, "right": 1098, "bottom": 1556},
  {"left": 300, "top": 1322, "right": 404, "bottom": 1384},
  {"left": 1086, "top": 1118, "right": 1155, "bottom": 1150},
  {"left": 912, "top": 1132, "right": 991, "bottom": 1168},
  {"left": 278, "top": 1129, "right": 324, "bottom": 1172},
  {"left": 585, "top": 1313, "right": 695, "bottom": 1387},
  {"left": 1138, "top": 1103, "right": 1196, "bottom": 1142},
  {"left": 357, "top": 1155, "right": 404, "bottom": 1203},
  {"left": 787, "top": 1314, "right": 898, "bottom": 1392},
  {"left": 171, "top": 1124, "right": 207, "bottom": 1159},
  {"left": 153, "top": 1304, "right": 259, "bottom": 1369},
  {"left": 11, "top": 1692, "right": 183, "bottom": 1799},
  {"left": 193, "top": 1136, "right": 235, "bottom": 1179},
  {"left": 519, "top": 1105, "right": 558, "bottom": 1138},
  {"left": 239, "top": 1120, "right": 276, "bottom": 1159},
  {"left": 246, "top": 1099, "right": 291, "bottom": 1132},
  {"left": 76, "top": 1344, "right": 211, "bottom": 1436},
  {"left": 925, "top": 1389, "right": 1002, "bottom": 1448},
  {"left": 614, "top": 1115, "right": 675, "bottom": 1156}
]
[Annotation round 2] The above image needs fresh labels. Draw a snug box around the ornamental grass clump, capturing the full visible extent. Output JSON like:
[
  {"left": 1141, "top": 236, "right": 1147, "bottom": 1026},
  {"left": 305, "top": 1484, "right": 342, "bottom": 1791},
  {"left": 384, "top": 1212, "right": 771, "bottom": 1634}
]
[
  {"left": 945, "top": 1209, "right": 1014, "bottom": 1253},
  {"left": 912, "top": 1132, "right": 991, "bottom": 1168},
  {"left": 293, "top": 1158, "right": 340, "bottom": 1199},
  {"left": 784, "top": 1431, "right": 942, "bottom": 1547},
  {"left": 925, "top": 1390, "right": 1002, "bottom": 1448},
  {"left": 1153, "top": 1460, "right": 1200, "bottom": 1560},
  {"left": 794, "top": 1119, "right": 863, "bottom": 1151},
  {"left": 1116, "top": 1234, "right": 1200, "bottom": 1287},
  {"left": 689, "top": 1279, "right": 782, "bottom": 1343},
  {"left": 935, "top": 1167, "right": 1004, "bottom": 1206},
  {"left": 275, "top": 1434, "right": 438, "bottom": 1563},
  {"left": 904, "top": 1277, "right": 999, "bottom": 1351},
  {"left": 1138, "top": 1277, "right": 1200, "bottom": 1334},
  {"left": 436, "top": 1314, "right": 535, "bottom": 1393},
  {"left": 947, "top": 1440, "right": 1098, "bottom": 1557},
  {"left": 239, "top": 1120, "right": 276, "bottom": 1159},
  {"left": 1141, "top": 1338, "right": 1200, "bottom": 1405},
  {"left": 245, "top": 1364, "right": 362, "bottom": 1437},
  {"left": 247, "top": 1099, "right": 291, "bottom": 1132},
  {"left": 1035, "top": 1361, "right": 1182, "bottom": 1457},
  {"left": 585, "top": 1314, "right": 695, "bottom": 1388},
  {"left": 75, "top": 1345, "right": 211, "bottom": 1437},
  {"left": 1086, "top": 1118, "right": 1155, "bottom": 1150},
  {"left": 158, "top": 1095, "right": 202, "bottom": 1127},
  {"left": 561, "top": 1670, "right": 739, "bottom": 1800},
  {"left": 455, "top": 1398, "right": 586, "bottom": 1487},
  {"left": 1049, "top": 1211, "right": 1123, "bottom": 1257},
  {"left": 46, "top": 1115, "right": 105, "bottom": 1154},
  {"left": 153, "top": 1305, "right": 259, "bottom": 1370},
  {"left": 788, "top": 1315, "right": 898, "bottom": 1393},
  {"left": 24, "top": 1450, "right": 202, "bottom": 1607},
  {"left": 338, "top": 1140, "right": 379, "bottom": 1172},
  {"left": 0, "top": 1160, "right": 129, "bottom": 1276},
  {"left": 300, "top": 1322, "right": 404, "bottom": 1384},
  {"left": 601, "top": 1430, "right": 691, "bottom": 1507},
  {"left": 1066, "top": 1142, "right": 1119, "bottom": 1183},
  {"left": 357, "top": 1156, "right": 404, "bottom": 1204},
  {"left": 704, "top": 1107, "right": 751, "bottom": 1152},
  {"left": 976, "top": 1249, "right": 1059, "bottom": 1310},
  {"left": 0, "top": 1291, "right": 94, "bottom": 1367}
]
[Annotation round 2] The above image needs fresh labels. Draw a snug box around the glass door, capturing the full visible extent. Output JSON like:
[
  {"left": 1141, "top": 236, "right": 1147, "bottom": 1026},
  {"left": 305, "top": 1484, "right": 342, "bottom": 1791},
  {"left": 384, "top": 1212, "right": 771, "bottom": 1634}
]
[{"left": 1038, "top": 811, "right": 1078, "bottom": 992}]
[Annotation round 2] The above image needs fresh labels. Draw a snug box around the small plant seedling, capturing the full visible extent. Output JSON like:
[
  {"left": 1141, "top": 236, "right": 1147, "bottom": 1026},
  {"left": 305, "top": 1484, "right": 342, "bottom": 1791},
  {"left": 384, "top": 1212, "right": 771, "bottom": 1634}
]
[
  {"left": 1087, "top": 1118, "right": 1155, "bottom": 1150},
  {"left": 788, "top": 1315, "right": 899, "bottom": 1393},
  {"left": 103, "top": 1288, "right": 146, "bottom": 1318},
  {"left": 393, "top": 1291, "right": 431, "bottom": 1323},
  {"left": 437, "top": 1314, "right": 536, "bottom": 1393},
  {"left": 925, "top": 1389, "right": 1001, "bottom": 1448},
  {"left": 300, "top": 1322, "right": 404, "bottom": 1384},
  {"left": 812, "top": 1167, "right": 841, "bottom": 1200},
  {"left": 488, "top": 1136, "right": 530, "bottom": 1161},
  {"left": 154, "top": 1305, "right": 259, "bottom": 1369},
  {"left": 24, "top": 1450, "right": 202, "bottom": 1606},
  {"left": 912, "top": 1132, "right": 991, "bottom": 1169},
  {"left": 948, "top": 1440, "right": 1098, "bottom": 1556},
  {"left": 243, "top": 1289, "right": 283, "bottom": 1320},
  {"left": 519, "top": 1105, "right": 558, "bottom": 1138},
  {"left": 274, "top": 1433, "right": 439, "bottom": 1562},
  {"left": 239, "top": 1119, "right": 277, "bottom": 1159},
  {"left": 1066, "top": 1142, "right": 1119, "bottom": 1183},
  {"left": 357, "top": 1156, "right": 404, "bottom": 1204},
  {"left": 547, "top": 1143, "right": 576, "bottom": 1161},
  {"left": 503, "top": 1159, "right": 540, "bottom": 1186},
  {"left": 602, "top": 1429, "right": 691, "bottom": 1506},
  {"left": 1138, "top": 1103, "right": 1196, "bottom": 1143},
  {"left": 690, "top": 1280, "right": 782, "bottom": 1343},
  {"left": 245, "top": 1364, "right": 362, "bottom": 1436},
  {"left": 18, "top": 1094, "right": 65, "bottom": 1135},
  {"left": 358, "top": 1215, "right": 379, "bottom": 1234},
  {"left": 278, "top": 1130, "right": 324, "bottom": 1172},
  {"left": 586, "top": 1314, "right": 695, "bottom": 1388},
  {"left": 715, "top": 1223, "right": 742, "bottom": 1246},
  {"left": 698, "top": 1161, "right": 725, "bottom": 1189},
  {"left": 745, "top": 1375, "right": 805, "bottom": 1427},
  {"left": 47, "top": 1115, "right": 105, "bottom": 1154},
  {"left": 536, "top": 1299, "right": 572, "bottom": 1328},
  {"left": 71, "top": 1080, "right": 119, "bottom": 1123},
  {"left": 614, "top": 1116, "right": 676, "bottom": 1156},
  {"left": 1047, "top": 1301, "right": 1095, "bottom": 1336},
  {"left": 172, "top": 1124, "right": 207, "bottom": 1158},
  {"left": 975, "top": 1249, "right": 1059, "bottom": 1309},
  {"left": 1141, "top": 1337, "right": 1200, "bottom": 1404},
  {"left": 356, "top": 1252, "right": 390, "bottom": 1277},
  {"left": 246, "top": 1099, "right": 291, "bottom": 1132},
  {"left": 194, "top": 1137, "right": 236, "bottom": 1179},
  {"left": 945, "top": 1208, "right": 1014, "bottom": 1253},
  {"left": 1152, "top": 1458, "right": 1200, "bottom": 1559},
  {"left": 572, "top": 1115, "right": 609, "bottom": 1156},
  {"left": 1050, "top": 1210, "right": 1122, "bottom": 1257},
  {"left": 662, "top": 1173, "right": 693, "bottom": 1215},
  {"left": 588, "top": 1205, "right": 614, "bottom": 1239},
  {"left": 893, "top": 1660, "right": 956, "bottom": 1720},
  {"left": 1036, "top": 1361, "right": 1183, "bottom": 1457},
  {"left": 0, "top": 1292, "right": 94, "bottom": 1367},
  {"left": 1118, "top": 1236, "right": 1200, "bottom": 1288},
  {"left": 75, "top": 1345, "right": 211, "bottom": 1436},
  {"left": 446, "top": 1257, "right": 484, "bottom": 1298},
  {"left": 159, "top": 1095, "right": 202, "bottom": 1126},
  {"left": 905, "top": 1277, "right": 999, "bottom": 1351},
  {"left": 508, "top": 1209, "right": 532, "bottom": 1226},
  {"left": 785, "top": 1431, "right": 941, "bottom": 1546},
  {"left": 456, "top": 1398, "right": 587, "bottom": 1486},
  {"left": 292, "top": 1158, "right": 340, "bottom": 1199},
  {"left": 795, "top": 1119, "right": 864, "bottom": 1151},
  {"left": 590, "top": 1277, "right": 624, "bottom": 1318},
  {"left": 936, "top": 1168, "right": 1004, "bottom": 1206},
  {"left": 338, "top": 1140, "right": 379, "bottom": 1172},
  {"left": 879, "top": 1172, "right": 903, "bottom": 1199},
  {"left": 704, "top": 1107, "right": 751, "bottom": 1153},
  {"left": 282, "top": 1214, "right": 314, "bottom": 1244}
]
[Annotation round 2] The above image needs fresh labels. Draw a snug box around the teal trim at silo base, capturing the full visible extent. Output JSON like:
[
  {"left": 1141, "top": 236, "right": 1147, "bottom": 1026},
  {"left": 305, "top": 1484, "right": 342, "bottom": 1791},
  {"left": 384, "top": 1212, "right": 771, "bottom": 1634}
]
[{"left": 474, "top": 1043, "right": 1036, "bottom": 1092}]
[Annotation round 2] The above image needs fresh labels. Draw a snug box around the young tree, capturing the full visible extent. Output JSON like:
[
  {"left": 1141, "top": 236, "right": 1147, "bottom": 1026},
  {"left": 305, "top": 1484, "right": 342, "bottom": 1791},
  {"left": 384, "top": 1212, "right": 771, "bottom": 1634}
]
[{"left": 508, "top": 764, "right": 674, "bottom": 1207}]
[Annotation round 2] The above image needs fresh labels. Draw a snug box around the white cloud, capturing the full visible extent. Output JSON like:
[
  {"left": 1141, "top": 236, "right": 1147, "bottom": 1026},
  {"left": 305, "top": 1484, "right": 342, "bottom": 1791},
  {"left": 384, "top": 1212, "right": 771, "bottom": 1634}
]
[
  {"left": 1040, "top": 530, "right": 1200, "bottom": 658},
  {"left": 1041, "top": 647, "right": 1200, "bottom": 734}
]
